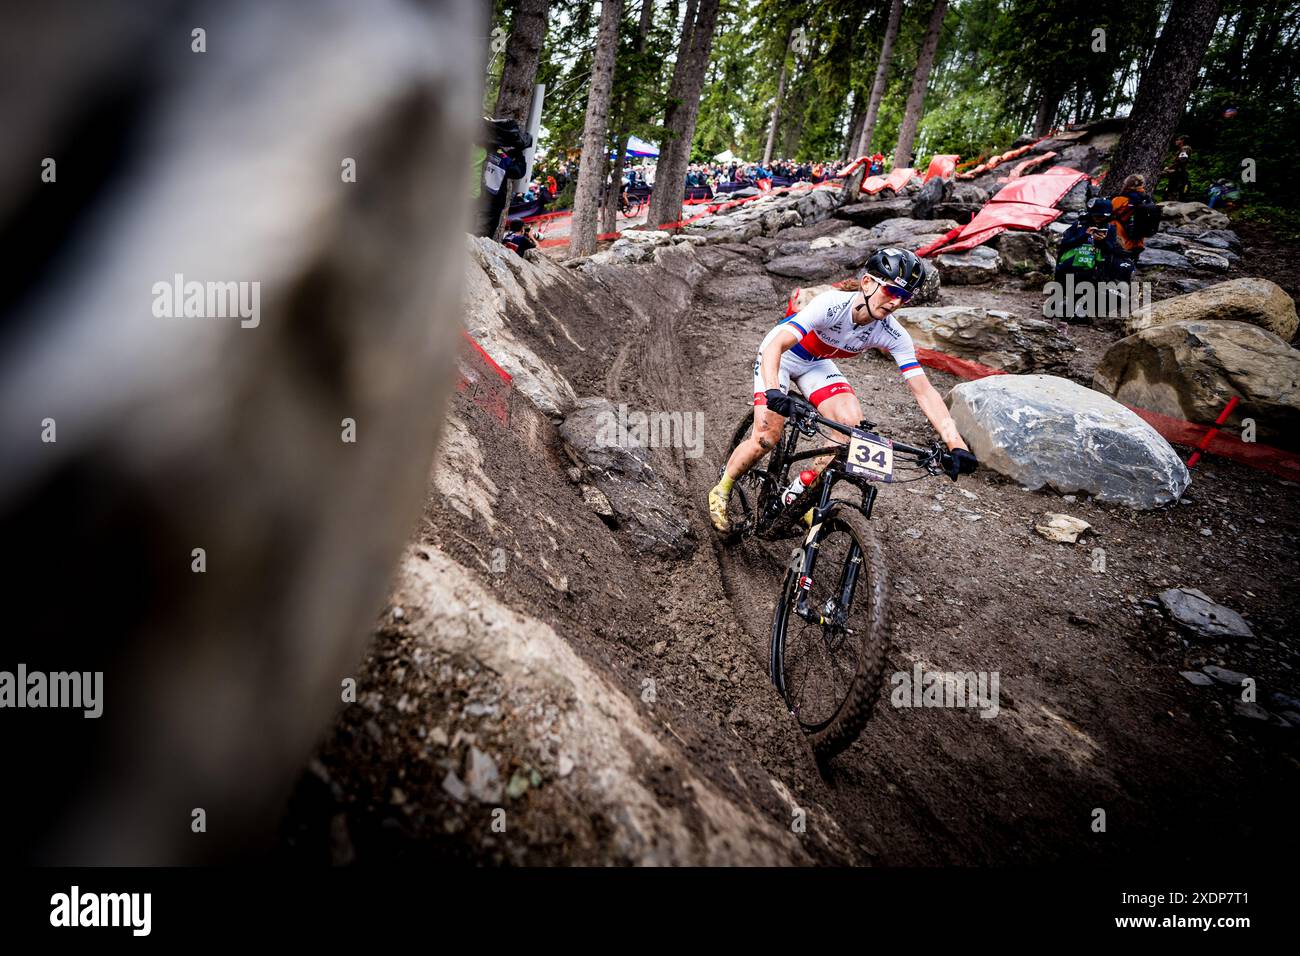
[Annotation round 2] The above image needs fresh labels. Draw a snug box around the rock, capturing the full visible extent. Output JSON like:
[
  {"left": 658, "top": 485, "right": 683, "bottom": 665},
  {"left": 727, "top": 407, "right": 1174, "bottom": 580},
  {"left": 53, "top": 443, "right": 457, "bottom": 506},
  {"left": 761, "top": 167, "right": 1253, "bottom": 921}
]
[
  {"left": 993, "top": 231, "right": 1052, "bottom": 271},
  {"left": 1093, "top": 321, "right": 1300, "bottom": 449},
  {"left": 619, "top": 229, "right": 673, "bottom": 245},
  {"left": 1056, "top": 180, "right": 1089, "bottom": 212},
  {"left": 1202, "top": 664, "right": 1251, "bottom": 687},
  {"left": 1233, "top": 701, "right": 1272, "bottom": 722},
  {"left": 465, "top": 746, "right": 503, "bottom": 803},
  {"left": 910, "top": 176, "right": 947, "bottom": 219},
  {"left": 464, "top": 238, "right": 581, "bottom": 415},
  {"left": 388, "top": 547, "right": 807, "bottom": 864},
  {"left": 1169, "top": 278, "right": 1214, "bottom": 294},
  {"left": 869, "top": 216, "right": 960, "bottom": 250},
  {"left": 893, "top": 306, "right": 1074, "bottom": 373},
  {"left": 766, "top": 251, "right": 863, "bottom": 280},
  {"left": 731, "top": 186, "right": 760, "bottom": 198},
  {"left": 1199, "top": 228, "right": 1242, "bottom": 251},
  {"left": 760, "top": 208, "right": 803, "bottom": 236},
  {"left": 442, "top": 770, "right": 469, "bottom": 803},
  {"left": 1124, "top": 277, "right": 1298, "bottom": 341},
  {"left": 1179, "top": 671, "right": 1216, "bottom": 687},
  {"left": 935, "top": 245, "right": 1002, "bottom": 284},
  {"left": 945, "top": 375, "right": 1190, "bottom": 509},
  {"left": 808, "top": 226, "right": 875, "bottom": 252},
  {"left": 1158, "top": 589, "right": 1254, "bottom": 640},
  {"left": 559, "top": 397, "right": 694, "bottom": 558},
  {"left": 1184, "top": 247, "right": 1230, "bottom": 271},
  {"left": 932, "top": 201, "right": 982, "bottom": 224},
  {"left": 1136, "top": 248, "right": 1193, "bottom": 270},
  {"left": 1159, "top": 201, "right": 1230, "bottom": 229},
  {"left": 1034, "top": 513, "right": 1092, "bottom": 543},
  {"left": 795, "top": 187, "right": 844, "bottom": 225},
  {"left": 835, "top": 197, "right": 914, "bottom": 227},
  {"left": 913, "top": 259, "right": 942, "bottom": 305},
  {"left": 951, "top": 184, "right": 990, "bottom": 205},
  {"left": 1144, "top": 234, "right": 1183, "bottom": 251}
]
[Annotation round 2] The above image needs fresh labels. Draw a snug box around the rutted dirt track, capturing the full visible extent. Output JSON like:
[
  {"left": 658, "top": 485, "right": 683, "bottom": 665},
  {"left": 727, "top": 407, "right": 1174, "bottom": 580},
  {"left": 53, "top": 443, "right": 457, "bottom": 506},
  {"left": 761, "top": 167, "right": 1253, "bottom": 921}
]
[{"left": 281, "top": 231, "right": 1299, "bottom": 866}]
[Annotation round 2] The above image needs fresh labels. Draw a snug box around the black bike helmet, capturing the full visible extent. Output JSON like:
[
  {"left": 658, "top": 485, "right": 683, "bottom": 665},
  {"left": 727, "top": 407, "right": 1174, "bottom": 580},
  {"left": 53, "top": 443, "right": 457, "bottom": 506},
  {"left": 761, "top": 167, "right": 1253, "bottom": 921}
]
[{"left": 864, "top": 247, "right": 925, "bottom": 296}]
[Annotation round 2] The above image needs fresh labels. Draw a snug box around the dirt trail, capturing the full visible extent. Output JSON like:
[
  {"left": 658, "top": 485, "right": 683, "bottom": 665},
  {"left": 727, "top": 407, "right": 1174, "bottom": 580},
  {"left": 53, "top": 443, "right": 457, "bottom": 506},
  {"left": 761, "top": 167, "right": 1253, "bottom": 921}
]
[
  {"left": 283, "top": 229, "right": 1299, "bottom": 866},
  {"left": 607, "top": 236, "right": 1299, "bottom": 864}
]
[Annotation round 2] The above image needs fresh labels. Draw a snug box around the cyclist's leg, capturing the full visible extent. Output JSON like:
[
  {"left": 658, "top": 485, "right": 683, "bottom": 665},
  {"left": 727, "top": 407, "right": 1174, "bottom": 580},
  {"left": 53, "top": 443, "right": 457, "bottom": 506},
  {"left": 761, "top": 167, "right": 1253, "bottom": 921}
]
[
  {"left": 795, "top": 361, "right": 861, "bottom": 474},
  {"left": 708, "top": 354, "right": 793, "bottom": 531}
]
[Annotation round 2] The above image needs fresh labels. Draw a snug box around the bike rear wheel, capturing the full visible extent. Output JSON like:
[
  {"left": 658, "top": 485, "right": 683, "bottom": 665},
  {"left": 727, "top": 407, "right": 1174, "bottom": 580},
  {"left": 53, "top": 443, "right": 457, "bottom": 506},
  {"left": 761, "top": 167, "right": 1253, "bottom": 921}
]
[{"left": 770, "top": 505, "right": 890, "bottom": 760}]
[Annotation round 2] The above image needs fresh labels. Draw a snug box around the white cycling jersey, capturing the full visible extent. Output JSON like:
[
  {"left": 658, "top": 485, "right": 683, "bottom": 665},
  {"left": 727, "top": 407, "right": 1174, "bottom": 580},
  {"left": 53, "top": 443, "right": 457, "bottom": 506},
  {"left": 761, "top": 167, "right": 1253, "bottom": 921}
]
[{"left": 752, "top": 289, "right": 924, "bottom": 407}]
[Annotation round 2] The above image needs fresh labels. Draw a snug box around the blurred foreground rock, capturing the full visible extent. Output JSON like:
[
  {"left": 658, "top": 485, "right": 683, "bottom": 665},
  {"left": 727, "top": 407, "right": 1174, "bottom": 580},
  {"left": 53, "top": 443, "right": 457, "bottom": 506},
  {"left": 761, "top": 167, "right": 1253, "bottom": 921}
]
[{"left": 0, "top": 0, "right": 481, "bottom": 863}]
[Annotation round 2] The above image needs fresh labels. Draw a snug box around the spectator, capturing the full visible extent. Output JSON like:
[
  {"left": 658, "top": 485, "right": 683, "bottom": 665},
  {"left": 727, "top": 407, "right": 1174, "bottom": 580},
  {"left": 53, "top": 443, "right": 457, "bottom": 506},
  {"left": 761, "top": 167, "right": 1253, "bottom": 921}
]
[
  {"left": 503, "top": 218, "right": 540, "bottom": 256},
  {"left": 1110, "top": 173, "right": 1159, "bottom": 264},
  {"left": 1054, "top": 198, "right": 1134, "bottom": 319},
  {"left": 1162, "top": 136, "right": 1191, "bottom": 202}
]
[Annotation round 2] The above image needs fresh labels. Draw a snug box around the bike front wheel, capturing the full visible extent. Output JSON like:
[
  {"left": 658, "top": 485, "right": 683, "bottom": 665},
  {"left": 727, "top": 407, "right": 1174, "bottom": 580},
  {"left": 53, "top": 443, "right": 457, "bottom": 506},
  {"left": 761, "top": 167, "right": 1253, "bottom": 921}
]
[{"left": 770, "top": 505, "right": 890, "bottom": 760}]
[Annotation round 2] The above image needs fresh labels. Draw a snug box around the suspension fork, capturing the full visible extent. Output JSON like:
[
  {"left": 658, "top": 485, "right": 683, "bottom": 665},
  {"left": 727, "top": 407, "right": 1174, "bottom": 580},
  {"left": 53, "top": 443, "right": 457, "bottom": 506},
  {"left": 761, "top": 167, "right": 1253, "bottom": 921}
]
[{"left": 793, "top": 480, "right": 877, "bottom": 623}]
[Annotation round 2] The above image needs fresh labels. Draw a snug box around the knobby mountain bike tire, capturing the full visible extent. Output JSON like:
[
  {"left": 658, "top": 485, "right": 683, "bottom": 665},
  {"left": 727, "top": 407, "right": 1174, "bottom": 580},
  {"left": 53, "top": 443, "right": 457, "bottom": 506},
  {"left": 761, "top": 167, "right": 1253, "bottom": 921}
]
[{"left": 770, "top": 505, "right": 891, "bottom": 759}]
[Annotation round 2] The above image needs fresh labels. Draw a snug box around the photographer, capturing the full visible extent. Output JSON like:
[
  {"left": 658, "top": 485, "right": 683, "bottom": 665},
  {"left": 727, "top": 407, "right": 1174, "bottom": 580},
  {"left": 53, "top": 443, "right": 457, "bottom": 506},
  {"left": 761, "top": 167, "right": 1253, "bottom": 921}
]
[
  {"left": 1056, "top": 197, "right": 1134, "bottom": 284},
  {"left": 474, "top": 117, "right": 532, "bottom": 238}
]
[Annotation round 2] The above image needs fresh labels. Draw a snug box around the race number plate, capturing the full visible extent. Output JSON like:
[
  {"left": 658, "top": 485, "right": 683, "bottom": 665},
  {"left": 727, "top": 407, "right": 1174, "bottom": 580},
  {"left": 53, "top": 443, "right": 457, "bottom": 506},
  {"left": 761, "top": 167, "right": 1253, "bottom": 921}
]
[{"left": 845, "top": 430, "right": 894, "bottom": 481}]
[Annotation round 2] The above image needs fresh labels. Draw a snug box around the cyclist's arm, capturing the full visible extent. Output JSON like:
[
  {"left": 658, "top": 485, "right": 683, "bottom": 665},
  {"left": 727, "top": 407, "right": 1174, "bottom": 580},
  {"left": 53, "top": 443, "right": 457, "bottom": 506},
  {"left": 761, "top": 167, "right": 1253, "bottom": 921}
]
[
  {"left": 906, "top": 373, "right": 968, "bottom": 451},
  {"left": 759, "top": 326, "right": 801, "bottom": 392}
]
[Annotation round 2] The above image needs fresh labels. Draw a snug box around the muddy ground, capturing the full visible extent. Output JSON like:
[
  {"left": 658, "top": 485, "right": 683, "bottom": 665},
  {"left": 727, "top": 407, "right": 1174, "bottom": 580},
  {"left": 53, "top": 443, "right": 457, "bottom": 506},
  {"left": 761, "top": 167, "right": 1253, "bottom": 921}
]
[{"left": 279, "top": 220, "right": 1299, "bottom": 866}]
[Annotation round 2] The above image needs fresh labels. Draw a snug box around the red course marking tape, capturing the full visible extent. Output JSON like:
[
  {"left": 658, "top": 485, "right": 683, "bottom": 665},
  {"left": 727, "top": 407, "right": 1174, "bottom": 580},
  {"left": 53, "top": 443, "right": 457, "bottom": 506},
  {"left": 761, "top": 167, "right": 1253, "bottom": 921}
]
[
  {"left": 1186, "top": 395, "right": 1240, "bottom": 468},
  {"left": 459, "top": 329, "right": 512, "bottom": 384}
]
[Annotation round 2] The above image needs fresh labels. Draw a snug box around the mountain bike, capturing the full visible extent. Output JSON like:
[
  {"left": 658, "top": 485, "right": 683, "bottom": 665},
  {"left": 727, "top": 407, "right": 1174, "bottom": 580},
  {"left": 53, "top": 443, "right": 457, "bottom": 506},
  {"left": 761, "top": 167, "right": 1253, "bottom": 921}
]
[{"left": 717, "top": 393, "right": 964, "bottom": 760}]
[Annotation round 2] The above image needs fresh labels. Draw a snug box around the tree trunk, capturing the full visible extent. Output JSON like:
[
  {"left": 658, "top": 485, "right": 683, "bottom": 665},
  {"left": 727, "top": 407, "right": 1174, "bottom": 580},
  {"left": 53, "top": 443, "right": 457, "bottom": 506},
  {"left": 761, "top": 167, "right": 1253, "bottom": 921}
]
[
  {"left": 1101, "top": 0, "right": 1222, "bottom": 196},
  {"left": 1033, "top": 87, "right": 1059, "bottom": 137},
  {"left": 570, "top": 0, "right": 624, "bottom": 257},
  {"left": 763, "top": 29, "right": 794, "bottom": 166},
  {"left": 647, "top": 0, "right": 721, "bottom": 230},
  {"left": 490, "top": 0, "right": 551, "bottom": 242},
  {"left": 1225, "top": 5, "right": 1259, "bottom": 95},
  {"left": 844, "top": 107, "right": 865, "bottom": 162},
  {"left": 857, "top": 0, "right": 903, "bottom": 158},
  {"left": 892, "top": 0, "right": 947, "bottom": 170},
  {"left": 602, "top": 0, "right": 656, "bottom": 235}
]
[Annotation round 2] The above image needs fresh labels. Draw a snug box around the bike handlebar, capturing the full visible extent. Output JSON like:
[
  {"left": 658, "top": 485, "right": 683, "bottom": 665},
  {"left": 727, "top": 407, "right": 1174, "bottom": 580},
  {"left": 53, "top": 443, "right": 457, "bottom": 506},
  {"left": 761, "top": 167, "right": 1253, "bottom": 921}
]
[{"left": 786, "top": 395, "right": 941, "bottom": 463}]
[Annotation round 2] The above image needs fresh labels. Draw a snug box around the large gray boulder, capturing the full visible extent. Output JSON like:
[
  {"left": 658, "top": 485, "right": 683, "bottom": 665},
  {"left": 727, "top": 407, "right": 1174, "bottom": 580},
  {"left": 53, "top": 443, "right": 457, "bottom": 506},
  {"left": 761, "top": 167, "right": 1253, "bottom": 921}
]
[
  {"left": 894, "top": 307, "right": 1075, "bottom": 373},
  {"left": 559, "top": 398, "right": 695, "bottom": 558},
  {"left": 1124, "top": 277, "right": 1297, "bottom": 340},
  {"left": 946, "top": 375, "right": 1191, "bottom": 509},
  {"left": 1093, "top": 321, "right": 1300, "bottom": 449},
  {"left": 936, "top": 245, "right": 1002, "bottom": 284}
]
